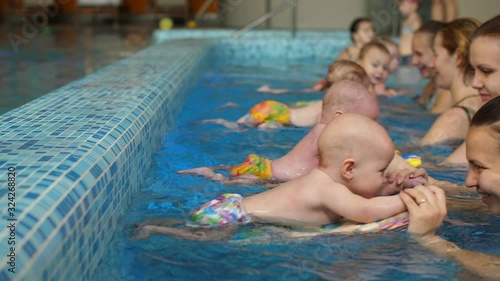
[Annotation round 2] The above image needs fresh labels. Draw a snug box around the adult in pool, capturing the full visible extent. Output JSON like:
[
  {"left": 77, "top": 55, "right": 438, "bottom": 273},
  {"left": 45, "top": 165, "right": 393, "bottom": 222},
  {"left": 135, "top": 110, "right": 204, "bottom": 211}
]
[
  {"left": 401, "top": 96, "right": 500, "bottom": 280},
  {"left": 135, "top": 114, "right": 427, "bottom": 241},
  {"left": 412, "top": 20, "right": 453, "bottom": 114},
  {"left": 445, "top": 15, "right": 500, "bottom": 164},
  {"left": 420, "top": 18, "right": 482, "bottom": 147}
]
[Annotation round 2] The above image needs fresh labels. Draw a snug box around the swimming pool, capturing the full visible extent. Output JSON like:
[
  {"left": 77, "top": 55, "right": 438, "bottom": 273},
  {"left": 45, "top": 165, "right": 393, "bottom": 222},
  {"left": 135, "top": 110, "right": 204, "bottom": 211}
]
[
  {"left": 0, "top": 29, "right": 498, "bottom": 280},
  {"left": 0, "top": 26, "right": 151, "bottom": 116},
  {"left": 96, "top": 44, "right": 497, "bottom": 279}
]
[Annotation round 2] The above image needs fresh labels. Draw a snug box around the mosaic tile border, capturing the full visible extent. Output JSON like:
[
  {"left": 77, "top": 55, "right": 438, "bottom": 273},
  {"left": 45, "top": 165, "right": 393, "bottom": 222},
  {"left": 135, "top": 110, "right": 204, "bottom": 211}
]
[
  {"left": 0, "top": 38, "right": 213, "bottom": 281},
  {"left": 0, "top": 29, "right": 357, "bottom": 281}
]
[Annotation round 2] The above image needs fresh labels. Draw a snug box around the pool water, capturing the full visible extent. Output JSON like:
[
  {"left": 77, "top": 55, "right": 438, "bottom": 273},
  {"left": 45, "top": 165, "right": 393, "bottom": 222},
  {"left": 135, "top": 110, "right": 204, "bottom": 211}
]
[{"left": 95, "top": 59, "right": 500, "bottom": 280}]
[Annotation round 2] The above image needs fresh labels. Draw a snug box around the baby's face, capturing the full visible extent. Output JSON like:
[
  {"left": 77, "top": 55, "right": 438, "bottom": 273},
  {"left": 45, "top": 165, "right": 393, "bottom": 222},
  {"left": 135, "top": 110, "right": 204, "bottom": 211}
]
[
  {"left": 349, "top": 141, "right": 395, "bottom": 199},
  {"left": 359, "top": 49, "right": 390, "bottom": 86},
  {"left": 354, "top": 21, "right": 376, "bottom": 45}
]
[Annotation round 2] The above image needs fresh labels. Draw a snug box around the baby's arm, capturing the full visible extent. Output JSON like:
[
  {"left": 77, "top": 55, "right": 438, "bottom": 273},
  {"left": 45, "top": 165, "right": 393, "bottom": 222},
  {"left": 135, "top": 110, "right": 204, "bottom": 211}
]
[
  {"left": 322, "top": 185, "right": 406, "bottom": 224},
  {"left": 337, "top": 49, "right": 350, "bottom": 60},
  {"left": 257, "top": 84, "right": 317, "bottom": 95}
]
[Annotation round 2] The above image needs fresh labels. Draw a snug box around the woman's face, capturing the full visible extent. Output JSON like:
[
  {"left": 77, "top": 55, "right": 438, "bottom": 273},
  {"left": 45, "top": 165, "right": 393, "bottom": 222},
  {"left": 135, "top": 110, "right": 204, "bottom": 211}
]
[
  {"left": 465, "top": 126, "right": 500, "bottom": 215},
  {"left": 469, "top": 37, "right": 500, "bottom": 102},
  {"left": 353, "top": 21, "right": 376, "bottom": 45},
  {"left": 358, "top": 49, "right": 390, "bottom": 86},
  {"left": 430, "top": 33, "right": 458, "bottom": 90},
  {"left": 411, "top": 32, "right": 436, "bottom": 79}
]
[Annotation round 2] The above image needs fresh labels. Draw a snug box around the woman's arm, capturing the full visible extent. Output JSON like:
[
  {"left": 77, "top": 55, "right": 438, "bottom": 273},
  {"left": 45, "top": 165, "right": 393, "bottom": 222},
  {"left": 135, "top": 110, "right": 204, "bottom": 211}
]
[
  {"left": 421, "top": 107, "right": 469, "bottom": 145},
  {"left": 443, "top": 142, "right": 467, "bottom": 165},
  {"left": 430, "top": 89, "right": 453, "bottom": 114},
  {"left": 400, "top": 185, "right": 500, "bottom": 279}
]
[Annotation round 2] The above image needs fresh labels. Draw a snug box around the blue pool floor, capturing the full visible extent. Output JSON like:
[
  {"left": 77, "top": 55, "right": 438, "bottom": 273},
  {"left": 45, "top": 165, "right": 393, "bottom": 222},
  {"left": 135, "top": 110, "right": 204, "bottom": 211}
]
[{"left": 94, "top": 59, "right": 500, "bottom": 281}]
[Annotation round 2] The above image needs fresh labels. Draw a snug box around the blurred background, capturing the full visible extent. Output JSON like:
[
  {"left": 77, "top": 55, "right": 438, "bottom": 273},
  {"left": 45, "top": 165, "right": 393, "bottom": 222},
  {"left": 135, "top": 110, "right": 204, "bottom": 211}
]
[{"left": 0, "top": 0, "right": 498, "bottom": 115}]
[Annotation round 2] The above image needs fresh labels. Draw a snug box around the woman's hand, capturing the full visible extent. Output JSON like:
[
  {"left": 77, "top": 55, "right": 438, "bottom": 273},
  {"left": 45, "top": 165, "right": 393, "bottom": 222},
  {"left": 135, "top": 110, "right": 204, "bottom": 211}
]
[{"left": 399, "top": 185, "right": 447, "bottom": 236}]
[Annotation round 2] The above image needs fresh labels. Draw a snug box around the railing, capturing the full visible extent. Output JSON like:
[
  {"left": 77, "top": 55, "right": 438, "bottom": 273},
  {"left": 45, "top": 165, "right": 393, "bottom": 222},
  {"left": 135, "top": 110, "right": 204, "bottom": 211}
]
[{"left": 233, "top": 0, "right": 300, "bottom": 38}]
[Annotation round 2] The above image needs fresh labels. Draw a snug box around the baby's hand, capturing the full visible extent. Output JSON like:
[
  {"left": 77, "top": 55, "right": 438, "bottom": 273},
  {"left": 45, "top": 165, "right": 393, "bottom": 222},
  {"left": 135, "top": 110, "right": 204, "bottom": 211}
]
[{"left": 386, "top": 168, "right": 429, "bottom": 191}]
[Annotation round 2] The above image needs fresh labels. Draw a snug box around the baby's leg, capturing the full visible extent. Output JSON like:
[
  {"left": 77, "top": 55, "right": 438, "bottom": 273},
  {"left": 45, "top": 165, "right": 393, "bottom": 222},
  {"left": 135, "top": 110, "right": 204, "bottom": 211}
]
[
  {"left": 198, "top": 118, "right": 241, "bottom": 129},
  {"left": 132, "top": 225, "right": 238, "bottom": 241},
  {"left": 135, "top": 218, "right": 184, "bottom": 228},
  {"left": 178, "top": 166, "right": 230, "bottom": 182}
]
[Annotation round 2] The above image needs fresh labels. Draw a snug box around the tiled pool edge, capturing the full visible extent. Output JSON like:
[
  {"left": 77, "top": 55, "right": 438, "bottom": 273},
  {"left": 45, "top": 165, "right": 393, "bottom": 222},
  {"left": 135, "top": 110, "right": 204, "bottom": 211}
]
[{"left": 0, "top": 39, "right": 213, "bottom": 281}]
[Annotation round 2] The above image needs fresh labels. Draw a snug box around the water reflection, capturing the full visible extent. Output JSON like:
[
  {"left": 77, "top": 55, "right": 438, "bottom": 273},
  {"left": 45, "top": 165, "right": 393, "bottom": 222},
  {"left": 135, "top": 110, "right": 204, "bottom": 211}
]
[{"left": 0, "top": 24, "right": 153, "bottom": 115}]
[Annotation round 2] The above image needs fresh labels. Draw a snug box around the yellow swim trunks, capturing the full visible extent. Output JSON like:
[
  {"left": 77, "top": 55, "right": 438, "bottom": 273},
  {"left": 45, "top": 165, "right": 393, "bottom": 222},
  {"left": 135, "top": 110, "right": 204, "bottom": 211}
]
[
  {"left": 230, "top": 154, "right": 272, "bottom": 180},
  {"left": 242, "top": 100, "right": 291, "bottom": 126}
]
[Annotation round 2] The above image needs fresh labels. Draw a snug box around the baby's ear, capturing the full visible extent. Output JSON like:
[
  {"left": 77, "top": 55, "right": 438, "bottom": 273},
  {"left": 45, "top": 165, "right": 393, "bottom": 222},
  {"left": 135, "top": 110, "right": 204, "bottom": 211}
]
[{"left": 341, "top": 159, "right": 355, "bottom": 179}]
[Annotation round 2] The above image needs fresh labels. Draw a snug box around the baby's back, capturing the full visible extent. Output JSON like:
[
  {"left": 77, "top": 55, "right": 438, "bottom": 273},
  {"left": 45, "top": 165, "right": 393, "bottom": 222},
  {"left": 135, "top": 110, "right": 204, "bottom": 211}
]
[{"left": 243, "top": 169, "right": 341, "bottom": 226}]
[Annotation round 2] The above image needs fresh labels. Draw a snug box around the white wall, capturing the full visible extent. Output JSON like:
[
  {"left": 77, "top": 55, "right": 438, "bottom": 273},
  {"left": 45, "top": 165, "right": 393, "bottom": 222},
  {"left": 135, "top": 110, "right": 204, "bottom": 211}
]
[
  {"left": 223, "top": 0, "right": 368, "bottom": 30},
  {"left": 457, "top": 0, "right": 499, "bottom": 22},
  {"left": 223, "top": 0, "right": 499, "bottom": 30}
]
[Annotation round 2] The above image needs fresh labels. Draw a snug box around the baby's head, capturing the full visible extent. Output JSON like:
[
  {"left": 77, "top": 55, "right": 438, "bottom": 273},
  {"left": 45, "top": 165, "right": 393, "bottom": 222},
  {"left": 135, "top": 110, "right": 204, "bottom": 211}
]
[
  {"left": 398, "top": 0, "right": 419, "bottom": 17},
  {"left": 379, "top": 37, "right": 400, "bottom": 73},
  {"left": 318, "top": 113, "right": 395, "bottom": 198},
  {"left": 349, "top": 18, "right": 376, "bottom": 45},
  {"left": 320, "top": 80, "right": 379, "bottom": 124},
  {"left": 357, "top": 41, "right": 391, "bottom": 88},
  {"left": 326, "top": 60, "right": 371, "bottom": 89}
]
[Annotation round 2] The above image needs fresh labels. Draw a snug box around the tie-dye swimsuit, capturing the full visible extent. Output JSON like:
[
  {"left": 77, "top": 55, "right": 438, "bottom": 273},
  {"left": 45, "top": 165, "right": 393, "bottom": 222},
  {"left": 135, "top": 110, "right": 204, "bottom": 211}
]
[{"left": 190, "top": 193, "right": 252, "bottom": 227}]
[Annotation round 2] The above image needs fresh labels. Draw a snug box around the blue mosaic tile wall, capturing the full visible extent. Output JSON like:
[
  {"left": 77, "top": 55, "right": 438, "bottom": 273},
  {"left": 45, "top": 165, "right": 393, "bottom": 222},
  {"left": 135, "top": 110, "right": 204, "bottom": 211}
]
[
  {"left": 154, "top": 29, "right": 351, "bottom": 62},
  {"left": 152, "top": 29, "right": 351, "bottom": 44},
  {"left": 0, "top": 38, "right": 213, "bottom": 281},
  {"left": 0, "top": 29, "right": 355, "bottom": 281}
]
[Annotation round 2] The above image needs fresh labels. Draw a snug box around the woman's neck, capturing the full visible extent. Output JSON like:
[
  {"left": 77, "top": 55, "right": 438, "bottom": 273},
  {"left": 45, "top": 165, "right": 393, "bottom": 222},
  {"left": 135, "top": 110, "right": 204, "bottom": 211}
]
[{"left": 450, "top": 71, "right": 469, "bottom": 102}]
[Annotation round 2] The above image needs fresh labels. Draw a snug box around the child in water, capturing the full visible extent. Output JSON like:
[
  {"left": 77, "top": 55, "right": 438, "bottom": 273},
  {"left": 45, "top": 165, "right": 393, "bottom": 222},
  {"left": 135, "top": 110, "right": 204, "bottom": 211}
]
[
  {"left": 182, "top": 80, "right": 379, "bottom": 184},
  {"left": 338, "top": 18, "right": 376, "bottom": 61},
  {"left": 257, "top": 60, "right": 370, "bottom": 94},
  {"left": 134, "top": 114, "right": 426, "bottom": 241},
  {"left": 398, "top": 0, "right": 423, "bottom": 63},
  {"left": 202, "top": 61, "right": 371, "bottom": 129},
  {"left": 356, "top": 41, "right": 395, "bottom": 96}
]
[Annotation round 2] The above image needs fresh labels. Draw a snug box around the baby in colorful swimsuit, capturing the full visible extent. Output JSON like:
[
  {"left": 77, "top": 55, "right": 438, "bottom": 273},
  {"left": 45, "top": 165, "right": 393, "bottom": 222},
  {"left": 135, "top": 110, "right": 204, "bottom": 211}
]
[
  {"left": 257, "top": 60, "right": 371, "bottom": 95},
  {"left": 202, "top": 60, "right": 371, "bottom": 129},
  {"left": 134, "top": 114, "right": 428, "bottom": 240},
  {"left": 182, "top": 80, "right": 379, "bottom": 184}
]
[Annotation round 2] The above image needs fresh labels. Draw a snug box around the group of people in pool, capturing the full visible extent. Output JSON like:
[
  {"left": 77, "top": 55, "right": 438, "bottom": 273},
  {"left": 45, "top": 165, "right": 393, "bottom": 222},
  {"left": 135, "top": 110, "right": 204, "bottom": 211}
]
[{"left": 135, "top": 12, "right": 500, "bottom": 279}]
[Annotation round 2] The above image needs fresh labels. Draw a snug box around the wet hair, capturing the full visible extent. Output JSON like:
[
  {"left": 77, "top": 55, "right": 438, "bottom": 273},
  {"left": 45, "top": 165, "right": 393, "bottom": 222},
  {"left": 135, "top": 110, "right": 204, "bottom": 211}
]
[
  {"left": 470, "top": 96, "right": 500, "bottom": 150},
  {"left": 438, "top": 18, "right": 481, "bottom": 75},
  {"left": 357, "top": 41, "right": 390, "bottom": 61},
  {"left": 349, "top": 17, "right": 372, "bottom": 42},
  {"left": 472, "top": 14, "right": 500, "bottom": 40},
  {"left": 326, "top": 60, "right": 370, "bottom": 88}
]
